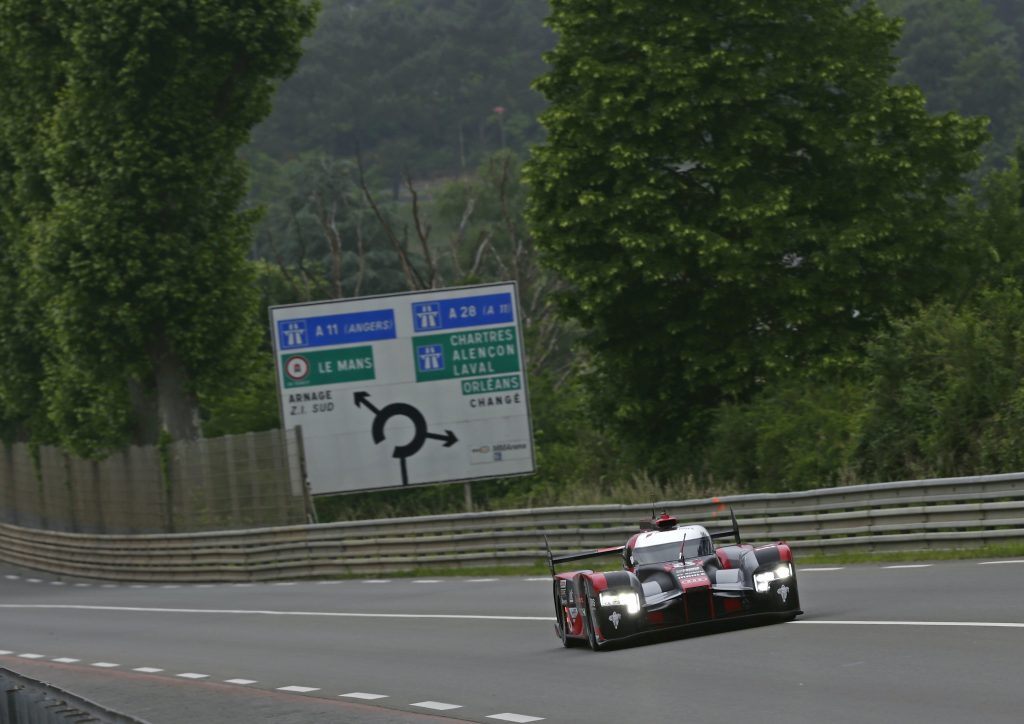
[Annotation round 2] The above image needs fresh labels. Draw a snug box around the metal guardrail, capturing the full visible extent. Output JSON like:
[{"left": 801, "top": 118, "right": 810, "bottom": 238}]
[
  {"left": 1, "top": 473, "right": 1023, "bottom": 581},
  {"left": 1, "top": 667, "right": 148, "bottom": 723}
]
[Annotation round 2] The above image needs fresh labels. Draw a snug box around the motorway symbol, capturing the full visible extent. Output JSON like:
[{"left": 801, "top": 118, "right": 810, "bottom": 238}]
[
  {"left": 416, "top": 343, "right": 445, "bottom": 372},
  {"left": 354, "top": 391, "right": 457, "bottom": 485},
  {"left": 279, "top": 320, "right": 308, "bottom": 349},
  {"left": 284, "top": 355, "right": 310, "bottom": 382},
  {"left": 412, "top": 302, "right": 441, "bottom": 331}
]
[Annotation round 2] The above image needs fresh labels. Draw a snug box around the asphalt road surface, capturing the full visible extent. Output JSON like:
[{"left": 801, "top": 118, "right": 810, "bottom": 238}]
[{"left": 1, "top": 558, "right": 1022, "bottom": 723}]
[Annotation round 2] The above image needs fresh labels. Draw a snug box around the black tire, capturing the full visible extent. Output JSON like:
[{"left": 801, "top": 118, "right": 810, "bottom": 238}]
[
  {"left": 553, "top": 586, "right": 573, "bottom": 648},
  {"left": 582, "top": 579, "right": 603, "bottom": 652}
]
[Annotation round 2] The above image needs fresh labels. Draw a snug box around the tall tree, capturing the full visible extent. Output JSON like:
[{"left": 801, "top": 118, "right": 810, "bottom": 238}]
[
  {"left": 526, "top": 0, "right": 987, "bottom": 454},
  {"left": 0, "top": 0, "right": 317, "bottom": 455}
]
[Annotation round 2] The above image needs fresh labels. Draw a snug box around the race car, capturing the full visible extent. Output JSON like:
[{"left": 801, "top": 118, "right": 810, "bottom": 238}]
[{"left": 547, "top": 509, "right": 802, "bottom": 650}]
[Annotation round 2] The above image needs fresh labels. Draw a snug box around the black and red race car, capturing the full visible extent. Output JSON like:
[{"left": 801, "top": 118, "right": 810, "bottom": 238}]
[{"left": 547, "top": 510, "right": 802, "bottom": 650}]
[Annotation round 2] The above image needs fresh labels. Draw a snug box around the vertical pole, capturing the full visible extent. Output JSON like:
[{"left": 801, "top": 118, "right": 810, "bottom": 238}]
[
  {"left": 294, "top": 425, "right": 318, "bottom": 524},
  {"left": 224, "top": 434, "right": 241, "bottom": 528},
  {"left": 64, "top": 453, "right": 78, "bottom": 533},
  {"left": 92, "top": 459, "right": 105, "bottom": 534},
  {"left": 6, "top": 685, "right": 23, "bottom": 724},
  {"left": 464, "top": 481, "right": 474, "bottom": 513}
]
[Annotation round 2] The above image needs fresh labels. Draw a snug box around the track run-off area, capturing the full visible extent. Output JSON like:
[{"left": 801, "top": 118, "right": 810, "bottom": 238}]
[{"left": 1, "top": 559, "right": 1022, "bottom": 723}]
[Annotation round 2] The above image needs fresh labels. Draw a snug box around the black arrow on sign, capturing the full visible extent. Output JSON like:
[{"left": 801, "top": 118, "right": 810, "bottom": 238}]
[
  {"left": 353, "top": 391, "right": 379, "bottom": 414},
  {"left": 426, "top": 430, "right": 458, "bottom": 447}
]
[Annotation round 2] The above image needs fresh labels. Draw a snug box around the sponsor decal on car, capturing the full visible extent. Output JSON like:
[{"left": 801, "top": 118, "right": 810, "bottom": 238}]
[
  {"left": 778, "top": 584, "right": 790, "bottom": 603},
  {"left": 608, "top": 611, "right": 622, "bottom": 630}
]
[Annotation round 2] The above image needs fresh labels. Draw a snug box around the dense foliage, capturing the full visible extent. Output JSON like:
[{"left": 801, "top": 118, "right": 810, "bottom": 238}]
[
  {"left": 252, "top": 0, "right": 552, "bottom": 188},
  {"left": 527, "top": 0, "right": 988, "bottom": 465},
  {"left": 880, "top": 0, "right": 1024, "bottom": 168},
  {"left": 0, "top": 0, "right": 317, "bottom": 455}
]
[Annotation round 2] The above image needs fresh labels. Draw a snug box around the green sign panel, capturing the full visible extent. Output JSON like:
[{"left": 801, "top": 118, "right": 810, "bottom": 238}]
[
  {"left": 281, "top": 346, "right": 375, "bottom": 388},
  {"left": 413, "top": 326, "right": 520, "bottom": 382},
  {"left": 460, "top": 374, "right": 522, "bottom": 396}
]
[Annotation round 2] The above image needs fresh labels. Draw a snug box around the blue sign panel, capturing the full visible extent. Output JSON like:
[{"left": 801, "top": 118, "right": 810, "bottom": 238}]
[
  {"left": 277, "top": 309, "right": 396, "bottom": 350},
  {"left": 411, "top": 293, "right": 514, "bottom": 332}
]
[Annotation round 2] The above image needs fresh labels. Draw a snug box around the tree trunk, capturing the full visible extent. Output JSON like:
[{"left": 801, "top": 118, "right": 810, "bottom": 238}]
[{"left": 148, "top": 336, "right": 200, "bottom": 441}]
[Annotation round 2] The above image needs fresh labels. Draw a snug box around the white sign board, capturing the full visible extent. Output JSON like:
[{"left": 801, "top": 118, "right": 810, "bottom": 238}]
[{"left": 269, "top": 282, "right": 536, "bottom": 495}]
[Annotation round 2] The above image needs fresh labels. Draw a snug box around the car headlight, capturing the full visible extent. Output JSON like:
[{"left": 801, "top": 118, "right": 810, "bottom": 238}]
[
  {"left": 599, "top": 590, "right": 641, "bottom": 614},
  {"left": 753, "top": 563, "right": 793, "bottom": 593}
]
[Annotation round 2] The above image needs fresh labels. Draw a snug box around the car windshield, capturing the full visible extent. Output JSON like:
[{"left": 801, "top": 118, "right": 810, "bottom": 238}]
[{"left": 633, "top": 537, "right": 708, "bottom": 564}]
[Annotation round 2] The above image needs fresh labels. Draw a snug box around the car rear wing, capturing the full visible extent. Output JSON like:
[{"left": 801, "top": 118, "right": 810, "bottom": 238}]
[
  {"left": 544, "top": 534, "right": 624, "bottom": 576},
  {"left": 707, "top": 507, "right": 742, "bottom": 545}
]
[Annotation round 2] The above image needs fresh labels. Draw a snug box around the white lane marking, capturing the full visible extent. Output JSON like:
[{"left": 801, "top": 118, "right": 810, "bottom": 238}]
[
  {"left": 273, "top": 582, "right": 297, "bottom": 587},
  {"left": 53, "top": 658, "right": 80, "bottom": 663},
  {"left": 487, "top": 714, "right": 544, "bottom": 723},
  {"left": 225, "top": 679, "right": 257, "bottom": 685},
  {"left": 0, "top": 604, "right": 549, "bottom": 622},
  {"left": 341, "top": 692, "right": 388, "bottom": 700},
  {"left": 979, "top": 560, "right": 1024, "bottom": 565},
  {"left": 278, "top": 686, "right": 319, "bottom": 693},
  {"left": 363, "top": 580, "right": 391, "bottom": 584},
  {"left": 525, "top": 578, "right": 550, "bottom": 582},
  {"left": 468, "top": 578, "right": 499, "bottom": 583},
  {"left": 26, "top": 579, "right": 41, "bottom": 583},
  {"left": 177, "top": 673, "right": 209, "bottom": 679},
  {"left": 882, "top": 564, "right": 932, "bottom": 569},
  {"left": 232, "top": 584, "right": 253, "bottom": 587},
  {"left": 195, "top": 584, "right": 215, "bottom": 588},
  {"left": 130, "top": 585, "right": 149, "bottom": 589},
  {"left": 91, "top": 662, "right": 119, "bottom": 668},
  {"left": 4, "top": 575, "right": 19, "bottom": 580},
  {"left": 413, "top": 580, "right": 441, "bottom": 584},
  {"left": 801, "top": 567, "right": 845, "bottom": 572},
  {"left": 796, "top": 620, "right": 1024, "bottom": 629},
  {"left": 413, "top": 701, "right": 462, "bottom": 711},
  {"left": 11, "top": 603, "right": 1018, "bottom": 631},
  {"left": 18, "top": 653, "right": 46, "bottom": 659},
  {"left": 0, "top": 651, "right": 12, "bottom": 655},
  {"left": 134, "top": 667, "right": 163, "bottom": 673},
  {"left": 101, "top": 584, "right": 117, "bottom": 588},
  {"left": 317, "top": 581, "right": 341, "bottom": 585},
  {"left": 50, "top": 582, "right": 66, "bottom": 586},
  {"left": 162, "top": 585, "right": 181, "bottom": 589},
  {"left": 74, "top": 583, "right": 91, "bottom": 587}
]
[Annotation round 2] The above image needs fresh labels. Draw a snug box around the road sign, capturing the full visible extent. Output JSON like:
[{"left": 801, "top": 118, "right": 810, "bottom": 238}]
[{"left": 269, "top": 282, "right": 536, "bottom": 495}]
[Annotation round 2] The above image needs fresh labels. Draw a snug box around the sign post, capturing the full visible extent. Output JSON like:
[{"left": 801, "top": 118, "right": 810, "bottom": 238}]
[{"left": 269, "top": 282, "right": 536, "bottom": 495}]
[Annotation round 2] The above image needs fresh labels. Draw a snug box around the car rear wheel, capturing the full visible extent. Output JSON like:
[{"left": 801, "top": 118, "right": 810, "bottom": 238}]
[
  {"left": 553, "top": 586, "right": 574, "bottom": 647},
  {"left": 582, "top": 579, "right": 603, "bottom": 652}
]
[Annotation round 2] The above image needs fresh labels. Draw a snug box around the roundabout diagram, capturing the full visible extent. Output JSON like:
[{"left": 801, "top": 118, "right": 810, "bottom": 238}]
[{"left": 354, "top": 391, "right": 458, "bottom": 485}]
